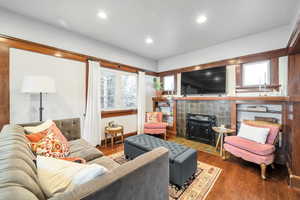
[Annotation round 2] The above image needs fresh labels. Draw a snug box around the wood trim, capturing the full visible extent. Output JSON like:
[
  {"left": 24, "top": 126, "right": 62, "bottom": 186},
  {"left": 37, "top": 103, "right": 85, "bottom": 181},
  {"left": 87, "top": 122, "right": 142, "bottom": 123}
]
[
  {"left": 174, "top": 96, "right": 288, "bottom": 101},
  {"left": 158, "top": 48, "right": 287, "bottom": 75},
  {"left": 235, "top": 64, "right": 242, "bottom": 87},
  {"left": 0, "top": 45, "right": 9, "bottom": 130},
  {"left": 0, "top": 34, "right": 158, "bottom": 75},
  {"left": 287, "top": 15, "right": 300, "bottom": 54},
  {"left": 271, "top": 57, "right": 279, "bottom": 86},
  {"left": 101, "top": 109, "right": 137, "bottom": 118},
  {"left": 235, "top": 85, "right": 281, "bottom": 93},
  {"left": 235, "top": 57, "right": 280, "bottom": 93}
]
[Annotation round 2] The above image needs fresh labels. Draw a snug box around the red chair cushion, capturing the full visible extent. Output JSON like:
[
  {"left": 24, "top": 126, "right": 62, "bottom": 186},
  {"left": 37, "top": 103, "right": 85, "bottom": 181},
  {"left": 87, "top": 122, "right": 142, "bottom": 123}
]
[
  {"left": 224, "top": 136, "right": 275, "bottom": 156},
  {"left": 144, "top": 123, "right": 167, "bottom": 129},
  {"left": 144, "top": 129, "right": 166, "bottom": 134}
]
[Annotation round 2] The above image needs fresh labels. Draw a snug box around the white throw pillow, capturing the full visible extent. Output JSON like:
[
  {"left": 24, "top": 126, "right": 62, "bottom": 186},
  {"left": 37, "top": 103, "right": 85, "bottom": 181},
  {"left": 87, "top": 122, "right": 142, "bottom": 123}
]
[
  {"left": 24, "top": 120, "right": 54, "bottom": 133},
  {"left": 238, "top": 123, "right": 270, "bottom": 144},
  {"left": 36, "top": 156, "right": 108, "bottom": 198}
]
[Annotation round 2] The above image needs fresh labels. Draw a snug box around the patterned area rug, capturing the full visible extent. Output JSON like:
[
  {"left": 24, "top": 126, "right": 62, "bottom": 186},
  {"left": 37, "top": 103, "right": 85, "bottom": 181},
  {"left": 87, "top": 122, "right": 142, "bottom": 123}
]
[
  {"left": 109, "top": 152, "right": 222, "bottom": 200},
  {"left": 169, "top": 137, "right": 220, "bottom": 156}
]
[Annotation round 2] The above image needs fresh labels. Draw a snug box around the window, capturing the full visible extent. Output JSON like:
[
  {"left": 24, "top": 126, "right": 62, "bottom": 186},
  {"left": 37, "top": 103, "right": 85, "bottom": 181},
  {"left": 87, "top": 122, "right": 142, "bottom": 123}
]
[
  {"left": 163, "top": 75, "right": 175, "bottom": 91},
  {"left": 242, "top": 60, "right": 270, "bottom": 86},
  {"left": 101, "top": 68, "right": 137, "bottom": 110},
  {"left": 101, "top": 70, "right": 116, "bottom": 110},
  {"left": 121, "top": 74, "right": 137, "bottom": 108}
]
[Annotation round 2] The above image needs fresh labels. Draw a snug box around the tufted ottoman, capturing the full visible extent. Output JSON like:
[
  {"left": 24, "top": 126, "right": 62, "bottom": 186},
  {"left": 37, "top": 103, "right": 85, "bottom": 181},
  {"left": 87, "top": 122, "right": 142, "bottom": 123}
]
[{"left": 124, "top": 134, "right": 197, "bottom": 187}]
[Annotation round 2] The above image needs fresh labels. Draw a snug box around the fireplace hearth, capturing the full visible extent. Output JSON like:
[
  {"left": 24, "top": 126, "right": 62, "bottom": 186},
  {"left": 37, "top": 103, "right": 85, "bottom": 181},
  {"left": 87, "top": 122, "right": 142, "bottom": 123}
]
[{"left": 186, "top": 113, "right": 217, "bottom": 146}]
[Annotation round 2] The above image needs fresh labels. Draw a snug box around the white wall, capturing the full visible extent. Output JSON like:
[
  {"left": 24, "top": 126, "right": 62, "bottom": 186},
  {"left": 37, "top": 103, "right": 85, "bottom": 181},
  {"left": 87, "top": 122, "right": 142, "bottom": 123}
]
[
  {"left": 10, "top": 48, "right": 86, "bottom": 123},
  {"left": 0, "top": 8, "right": 156, "bottom": 72},
  {"left": 158, "top": 26, "right": 290, "bottom": 72},
  {"left": 101, "top": 115, "right": 137, "bottom": 138}
]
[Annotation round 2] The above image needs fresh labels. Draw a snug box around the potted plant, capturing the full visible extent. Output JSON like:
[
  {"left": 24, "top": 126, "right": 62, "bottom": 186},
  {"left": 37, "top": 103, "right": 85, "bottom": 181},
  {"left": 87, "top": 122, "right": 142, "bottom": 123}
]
[{"left": 153, "top": 77, "right": 163, "bottom": 97}]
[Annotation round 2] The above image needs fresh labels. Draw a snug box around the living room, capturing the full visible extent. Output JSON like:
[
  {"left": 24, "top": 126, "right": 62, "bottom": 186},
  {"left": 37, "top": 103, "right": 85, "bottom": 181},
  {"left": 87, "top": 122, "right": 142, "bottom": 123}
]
[{"left": 1, "top": 1, "right": 300, "bottom": 200}]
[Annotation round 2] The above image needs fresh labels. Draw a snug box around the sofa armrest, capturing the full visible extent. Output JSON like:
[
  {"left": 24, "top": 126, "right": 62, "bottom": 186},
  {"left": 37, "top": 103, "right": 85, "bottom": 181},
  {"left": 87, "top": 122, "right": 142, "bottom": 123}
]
[{"left": 50, "top": 147, "right": 169, "bottom": 200}]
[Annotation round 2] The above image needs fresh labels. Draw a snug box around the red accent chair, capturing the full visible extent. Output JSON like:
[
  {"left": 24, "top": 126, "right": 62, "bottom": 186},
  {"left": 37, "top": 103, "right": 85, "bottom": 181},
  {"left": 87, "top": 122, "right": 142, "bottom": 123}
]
[
  {"left": 144, "top": 112, "right": 167, "bottom": 140},
  {"left": 223, "top": 120, "right": 281, "bottom": 179}
]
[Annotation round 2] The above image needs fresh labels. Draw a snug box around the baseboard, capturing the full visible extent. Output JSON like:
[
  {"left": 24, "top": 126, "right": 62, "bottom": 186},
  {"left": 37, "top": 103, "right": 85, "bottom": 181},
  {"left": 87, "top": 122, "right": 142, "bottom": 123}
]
[
  {"left": 100, "top": 131, "right": 137, "bottom": 146},
  {"left": 286, "top": 162, "right": 300, "bottom": 189}
]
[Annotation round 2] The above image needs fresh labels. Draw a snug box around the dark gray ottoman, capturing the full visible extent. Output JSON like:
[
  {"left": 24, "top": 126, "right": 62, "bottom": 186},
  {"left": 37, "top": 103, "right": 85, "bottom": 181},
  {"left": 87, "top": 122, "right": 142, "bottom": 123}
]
[{"left": 124, "top": 134, "right": 197, "bottom": 187}]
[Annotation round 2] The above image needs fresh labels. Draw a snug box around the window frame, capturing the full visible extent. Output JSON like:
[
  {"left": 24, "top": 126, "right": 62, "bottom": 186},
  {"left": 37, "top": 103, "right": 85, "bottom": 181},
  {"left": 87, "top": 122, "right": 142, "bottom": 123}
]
[
  {"left": 242, "top": 60, "right": 271, "bottom": 87},
  {"left": 161, "top": 73, "right": 177, "bottom": 95},
  {"left": 100, "top": 68, "right": 138, "bottom": 111},
  {"left": 235, "top": 58, "right": 279, "bottom": 93}
]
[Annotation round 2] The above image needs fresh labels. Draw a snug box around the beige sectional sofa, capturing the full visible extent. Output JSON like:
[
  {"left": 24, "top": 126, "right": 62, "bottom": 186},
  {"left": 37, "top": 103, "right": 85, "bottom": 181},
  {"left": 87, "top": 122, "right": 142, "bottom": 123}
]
[{"left": 0, "top": 118, "right": 169, "bottom": 200}]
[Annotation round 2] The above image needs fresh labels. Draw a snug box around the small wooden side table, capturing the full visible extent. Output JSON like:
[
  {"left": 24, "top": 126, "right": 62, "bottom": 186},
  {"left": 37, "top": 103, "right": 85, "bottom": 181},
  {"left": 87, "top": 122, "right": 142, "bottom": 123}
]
[
  {"left": 104, "top": 125, "right": 124, "bottom": 148},
  {"left": 212, "top": 127, "right": 235, "bottom": 157}
]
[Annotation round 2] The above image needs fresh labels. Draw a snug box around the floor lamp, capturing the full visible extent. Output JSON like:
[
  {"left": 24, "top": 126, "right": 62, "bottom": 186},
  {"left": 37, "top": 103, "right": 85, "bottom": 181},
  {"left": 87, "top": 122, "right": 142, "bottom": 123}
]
[{"left": 21, "top": 76, "right": 56, "bottom": 121}]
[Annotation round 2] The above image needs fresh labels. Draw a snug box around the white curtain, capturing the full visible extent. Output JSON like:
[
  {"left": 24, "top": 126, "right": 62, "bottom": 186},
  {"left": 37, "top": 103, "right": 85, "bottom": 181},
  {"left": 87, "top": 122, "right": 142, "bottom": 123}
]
[
  {"left": 82, "top": 60, "right": 101, "bottom": 146},
  {"left": 137, "top": 71, "right": 146, "bottom": 134}
]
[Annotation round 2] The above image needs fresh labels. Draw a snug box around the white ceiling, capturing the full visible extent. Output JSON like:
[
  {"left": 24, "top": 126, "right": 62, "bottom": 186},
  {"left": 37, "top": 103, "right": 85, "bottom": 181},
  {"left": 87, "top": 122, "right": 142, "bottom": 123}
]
[{"left": 0, "top": 0, "right": 298, "bottom": 60}]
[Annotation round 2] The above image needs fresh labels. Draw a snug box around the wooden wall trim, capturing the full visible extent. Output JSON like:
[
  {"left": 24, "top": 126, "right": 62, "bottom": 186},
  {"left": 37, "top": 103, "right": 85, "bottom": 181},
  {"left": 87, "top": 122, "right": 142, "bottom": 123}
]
[
  {"left": 173, "top": 96, "right": 288, "bottom": 101},
  {"left": 287, "top": 15, "right": 300, "bottom": 54},
  {"left": 0, "top": 45, "right": 9, "bottom": 130},
  {"left": 158, "top": 48, "right": 287, "bottom": 75},
  {"left": 101, "top": 109, "right": 137, "bottom": 118},
  {"left": 0, "top": 34, "right": 158, "bottom": 76}
]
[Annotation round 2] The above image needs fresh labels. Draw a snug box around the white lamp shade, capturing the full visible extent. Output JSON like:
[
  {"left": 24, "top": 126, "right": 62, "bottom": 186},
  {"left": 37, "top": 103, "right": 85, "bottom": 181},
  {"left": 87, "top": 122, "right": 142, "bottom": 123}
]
[{"left": 21, "top": 76, "right": 56, "bottom": 93}]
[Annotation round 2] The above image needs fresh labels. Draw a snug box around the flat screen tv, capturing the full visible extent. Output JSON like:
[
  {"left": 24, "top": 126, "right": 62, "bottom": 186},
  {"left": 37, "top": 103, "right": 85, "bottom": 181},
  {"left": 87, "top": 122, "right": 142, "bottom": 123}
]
[{"left": 181, "top": 66, "right": 226, "bottom": 95}]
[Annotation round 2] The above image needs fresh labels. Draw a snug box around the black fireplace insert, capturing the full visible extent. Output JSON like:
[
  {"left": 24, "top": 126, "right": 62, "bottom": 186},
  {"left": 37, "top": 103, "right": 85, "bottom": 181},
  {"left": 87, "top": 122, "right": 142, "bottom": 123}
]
[{"left": 186, "top": 113, "right": 217, "bottom": 146}]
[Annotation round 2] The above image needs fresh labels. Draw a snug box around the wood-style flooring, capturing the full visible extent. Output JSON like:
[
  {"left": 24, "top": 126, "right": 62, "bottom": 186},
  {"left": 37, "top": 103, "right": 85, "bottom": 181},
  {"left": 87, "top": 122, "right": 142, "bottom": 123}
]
[{"left": 98, "top": 137, "right": 300, "bottom": 200}]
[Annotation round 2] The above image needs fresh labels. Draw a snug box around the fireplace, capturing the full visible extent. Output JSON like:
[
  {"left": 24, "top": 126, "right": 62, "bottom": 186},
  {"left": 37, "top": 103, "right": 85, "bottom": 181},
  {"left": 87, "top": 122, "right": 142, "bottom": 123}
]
[{"left": 186, "top": 113, "right": 217, "bottom": 145}]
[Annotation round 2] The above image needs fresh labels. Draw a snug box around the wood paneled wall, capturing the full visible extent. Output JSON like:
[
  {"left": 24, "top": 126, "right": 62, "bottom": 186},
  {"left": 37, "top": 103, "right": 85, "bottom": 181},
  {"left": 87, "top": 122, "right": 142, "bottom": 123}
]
[
  {"left": 286, "top": 53, "right": 300, "bottom": 188},
  {"left": 0, "top": 45, "right": 9, "bottom": 129}
]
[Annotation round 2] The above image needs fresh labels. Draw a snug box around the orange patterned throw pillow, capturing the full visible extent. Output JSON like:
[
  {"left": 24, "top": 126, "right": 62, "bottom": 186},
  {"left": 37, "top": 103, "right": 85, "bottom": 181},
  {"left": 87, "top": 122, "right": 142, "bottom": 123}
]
[
  {"left": 35, "top": 131, "right": 70, "bottom": 158},
  {"left": 26, "top": 123, "right": 70, "bottom": 155}
]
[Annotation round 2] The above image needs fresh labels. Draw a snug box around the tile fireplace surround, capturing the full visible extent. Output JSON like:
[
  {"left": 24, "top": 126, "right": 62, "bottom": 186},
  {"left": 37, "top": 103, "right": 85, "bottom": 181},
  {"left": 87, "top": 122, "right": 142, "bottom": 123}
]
[{"left": 176, "top": 100, "right": 231, "bottom": 138}]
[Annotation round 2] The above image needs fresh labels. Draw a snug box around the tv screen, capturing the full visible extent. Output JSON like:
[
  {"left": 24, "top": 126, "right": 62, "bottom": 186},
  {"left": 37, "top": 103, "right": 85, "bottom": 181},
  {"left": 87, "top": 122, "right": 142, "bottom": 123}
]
[{"left": 181, "top": 66, "right": 226, "bottom": 95}]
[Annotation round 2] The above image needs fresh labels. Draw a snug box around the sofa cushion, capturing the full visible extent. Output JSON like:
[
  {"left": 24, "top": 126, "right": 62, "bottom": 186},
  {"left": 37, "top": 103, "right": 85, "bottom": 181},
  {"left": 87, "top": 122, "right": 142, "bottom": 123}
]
[
  {"left": 0, "top": 186, "right": 40, "bottom": 200},
  {"left": 24, "top": 120, "right": 53, "bottom": 133},
  {"left": 144, "top": 123, "right": 167, "bottom": 129},
  {"left": 243, "top": 120, "right": 280, "bottom": 145},
  {"left": 0, "top": 169, "right": 45, "bottom": 200},
  {"left": 69, "top": 139, "right": 103, "bottom": 161},
  {"left": 36, "top": 156, "right": 108, "bottom": 198},
  {"left": 0, "top": 158, "right": 38, "bottom": 183},
  {"left": 225, "top": 136, "right": 275, "bottom": 156},
  {"left": 237, "top": 123, "right": 270, "bottom": 144},
  {"left": 88, "top": 156, "right": 120, "bottom": 170}
]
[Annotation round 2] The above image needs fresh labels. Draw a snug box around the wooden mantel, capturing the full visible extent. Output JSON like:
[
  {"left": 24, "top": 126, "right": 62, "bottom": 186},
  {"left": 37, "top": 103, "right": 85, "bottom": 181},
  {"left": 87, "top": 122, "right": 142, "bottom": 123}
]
[{"left": 153, "top": 96, "right": 289, "bottom": 102}]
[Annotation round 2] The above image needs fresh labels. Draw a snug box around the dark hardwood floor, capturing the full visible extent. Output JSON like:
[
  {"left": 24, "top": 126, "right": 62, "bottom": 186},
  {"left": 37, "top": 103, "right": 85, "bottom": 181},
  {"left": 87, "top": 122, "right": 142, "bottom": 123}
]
[{"left": 98, "top": 139, "right": 300, "bottom": 200}]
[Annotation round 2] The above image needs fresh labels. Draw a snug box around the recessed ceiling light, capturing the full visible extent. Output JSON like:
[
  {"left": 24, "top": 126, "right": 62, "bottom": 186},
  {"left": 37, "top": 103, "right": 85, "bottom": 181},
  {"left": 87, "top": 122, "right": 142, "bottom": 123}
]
[
  {"left": 196, "top": 15, "right": 207, "bottom": 24},
  {"left": 58, "top": 19, "right": 68, "bottom": 28},
  {"left": 97, "top": 11, "right": 107, "bottom": 19},
  {"left": 54, "top": 52, "right": 62, "bottom": 57},
  {"left": 145, "top": 37, "right": 153, "bottom": 44}
]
